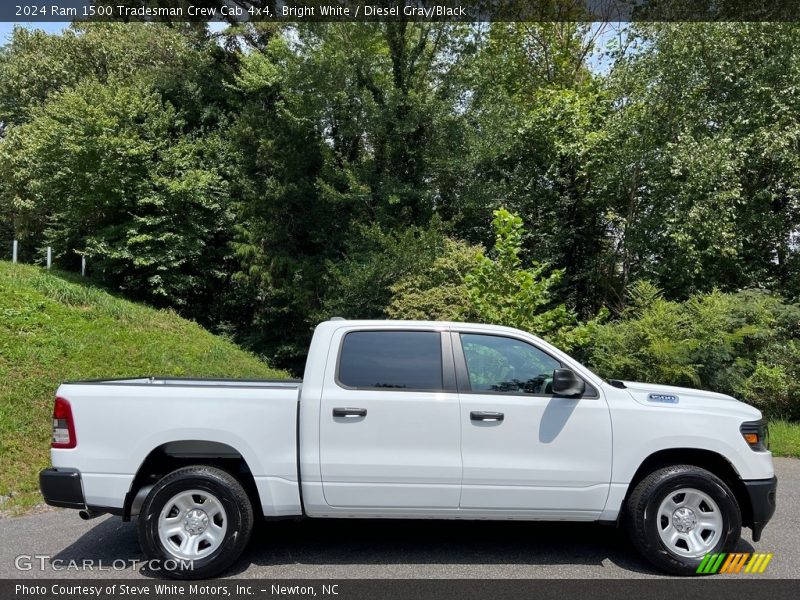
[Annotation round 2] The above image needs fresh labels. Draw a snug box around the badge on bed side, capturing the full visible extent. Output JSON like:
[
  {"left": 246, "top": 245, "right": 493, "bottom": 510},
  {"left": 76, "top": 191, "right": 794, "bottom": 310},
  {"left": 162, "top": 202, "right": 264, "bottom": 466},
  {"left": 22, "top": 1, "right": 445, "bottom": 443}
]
[{"left": 648, "top": 393, "right": 679, "bottom": 404}]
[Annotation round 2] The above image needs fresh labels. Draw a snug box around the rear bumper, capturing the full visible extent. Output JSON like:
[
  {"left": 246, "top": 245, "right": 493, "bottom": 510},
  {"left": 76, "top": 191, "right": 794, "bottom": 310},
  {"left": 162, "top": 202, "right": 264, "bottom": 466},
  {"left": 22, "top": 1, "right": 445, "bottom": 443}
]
[
  {"left": 39, "top": 468, "right": 85, "bottom": 509},
  {"left": 743, "top": 475, "right": 777, "bottom": 542}
]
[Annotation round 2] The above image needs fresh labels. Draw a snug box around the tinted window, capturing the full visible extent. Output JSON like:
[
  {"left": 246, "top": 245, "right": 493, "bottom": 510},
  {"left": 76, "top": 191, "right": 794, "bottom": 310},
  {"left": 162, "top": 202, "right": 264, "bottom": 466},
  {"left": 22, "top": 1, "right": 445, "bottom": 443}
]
[
  {"left": 460, "top": 334, "right": 560, "bottom": 394},
  {"left": 338, "top": 331, "right": 443, "bottom": 390}
]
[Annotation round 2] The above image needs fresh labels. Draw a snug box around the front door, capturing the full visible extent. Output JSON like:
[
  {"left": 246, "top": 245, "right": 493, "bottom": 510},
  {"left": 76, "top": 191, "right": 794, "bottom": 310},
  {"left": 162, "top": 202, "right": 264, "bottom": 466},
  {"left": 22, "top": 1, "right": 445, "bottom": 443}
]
[
  {"left": 319, "top": 328, "right": 462, "bottom": 510},
  {"left": 454, "top": 331, "right": 612, "bottom": 517}
]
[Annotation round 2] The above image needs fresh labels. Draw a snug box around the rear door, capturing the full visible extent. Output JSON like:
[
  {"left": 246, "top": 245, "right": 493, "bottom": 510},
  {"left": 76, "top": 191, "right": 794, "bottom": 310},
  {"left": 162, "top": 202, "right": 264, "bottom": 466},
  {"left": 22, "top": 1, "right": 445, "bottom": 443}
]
[
  {"left": 454, "top": 331, "right": 612, "bottom": 517},
  {"left": 319, "top": 327, "right": 462, "bottom": 509}
]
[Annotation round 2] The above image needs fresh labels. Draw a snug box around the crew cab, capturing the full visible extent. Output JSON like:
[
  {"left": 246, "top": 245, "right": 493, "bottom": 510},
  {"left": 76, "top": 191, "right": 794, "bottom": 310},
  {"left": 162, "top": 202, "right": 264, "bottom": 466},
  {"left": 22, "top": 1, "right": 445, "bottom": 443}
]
[{"left": 40, "top": 319, "right": 777, "bottom": 578}]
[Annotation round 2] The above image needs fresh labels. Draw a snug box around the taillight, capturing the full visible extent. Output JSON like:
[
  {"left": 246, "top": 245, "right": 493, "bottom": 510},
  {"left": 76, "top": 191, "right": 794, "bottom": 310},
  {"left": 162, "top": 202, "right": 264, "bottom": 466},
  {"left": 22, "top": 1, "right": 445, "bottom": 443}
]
[{"left": 52, "top": 396, "right": 77, "bottom": 449}]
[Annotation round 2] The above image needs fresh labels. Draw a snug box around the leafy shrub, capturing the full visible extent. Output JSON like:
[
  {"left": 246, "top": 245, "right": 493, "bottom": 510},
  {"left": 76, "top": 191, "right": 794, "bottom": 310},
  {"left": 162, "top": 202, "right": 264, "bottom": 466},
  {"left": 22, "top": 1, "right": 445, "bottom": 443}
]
[
  {"left": 739, "top": 363, "right": 791, "bottom": 416},
  {"left": 317, "top": 220, "right": 451, "bottom": 322},
  {"left": 387, "top": 208, "right": 590, "bottom": 349},
  {"left": 578, "top": 282, "right": 700, "bottom": 385},
  {"left": 584, "top": 282, "right": 800, "bottom": 419},
  {"left": 386, "top": 238, "right": 483, "bottom": 321}
]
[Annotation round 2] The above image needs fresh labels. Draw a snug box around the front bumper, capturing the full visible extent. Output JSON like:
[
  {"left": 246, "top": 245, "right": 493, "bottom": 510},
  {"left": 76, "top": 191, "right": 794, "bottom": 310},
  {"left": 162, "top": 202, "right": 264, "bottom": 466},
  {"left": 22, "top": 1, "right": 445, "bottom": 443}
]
[
  {"left": 39, "top": 468, "right": 85, "bottom": 509},
  {"left": 743, "top": 475, "right": 777, "bottom": 542}
]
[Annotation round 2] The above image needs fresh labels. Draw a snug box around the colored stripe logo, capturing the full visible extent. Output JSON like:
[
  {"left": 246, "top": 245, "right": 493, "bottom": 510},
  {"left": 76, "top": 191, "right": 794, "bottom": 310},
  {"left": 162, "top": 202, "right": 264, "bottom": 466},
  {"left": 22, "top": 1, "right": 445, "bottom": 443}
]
[{"left": 696, "top": 553, "right": 773, "bottom": 574}]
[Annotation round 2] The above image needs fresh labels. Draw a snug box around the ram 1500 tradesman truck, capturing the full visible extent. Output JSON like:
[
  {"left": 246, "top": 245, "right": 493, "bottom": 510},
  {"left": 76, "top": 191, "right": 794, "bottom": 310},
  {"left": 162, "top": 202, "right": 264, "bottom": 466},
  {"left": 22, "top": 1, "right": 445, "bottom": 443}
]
[{"left": 40, "top": 319, "right": 776, "bottom": 578}]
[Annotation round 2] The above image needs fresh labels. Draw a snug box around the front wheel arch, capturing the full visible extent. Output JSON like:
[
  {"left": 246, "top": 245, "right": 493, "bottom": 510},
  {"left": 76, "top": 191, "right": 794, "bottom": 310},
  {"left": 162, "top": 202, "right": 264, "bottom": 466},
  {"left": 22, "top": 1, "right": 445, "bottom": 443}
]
[
  {"left": 621, "top": 448, "right": 752, "bottom": 529},
  {"left": 625, "top": 464, "right": 742, "bottom": 575}
]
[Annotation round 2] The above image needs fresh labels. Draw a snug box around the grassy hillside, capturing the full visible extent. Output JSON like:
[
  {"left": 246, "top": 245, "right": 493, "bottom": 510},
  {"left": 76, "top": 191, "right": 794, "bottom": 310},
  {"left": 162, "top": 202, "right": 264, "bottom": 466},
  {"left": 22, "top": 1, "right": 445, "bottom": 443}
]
[{"left": 0, "top": 261, "right": 288, "bottom": 514}]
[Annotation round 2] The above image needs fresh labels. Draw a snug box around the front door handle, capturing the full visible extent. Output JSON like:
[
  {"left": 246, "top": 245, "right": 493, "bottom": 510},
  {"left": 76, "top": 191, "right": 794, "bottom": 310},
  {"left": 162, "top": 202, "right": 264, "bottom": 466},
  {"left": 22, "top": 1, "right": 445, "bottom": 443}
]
[
  {"left": 333, "top": 407, "right": 367, "bottom": 418},
  {"left": 470, "top": 411, "right": 504, "bottom": 422}
]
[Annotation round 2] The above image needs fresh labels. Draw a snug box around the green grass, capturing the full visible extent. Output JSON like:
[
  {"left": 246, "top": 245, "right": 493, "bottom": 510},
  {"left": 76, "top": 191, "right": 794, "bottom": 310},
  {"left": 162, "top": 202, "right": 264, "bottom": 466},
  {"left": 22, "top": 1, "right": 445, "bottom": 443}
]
[
  {"left": 0, "top": 261, "right": 288, "bottom": 514},
  {"left": 769, "top": 420, "right": 800, "bottom": 458}
]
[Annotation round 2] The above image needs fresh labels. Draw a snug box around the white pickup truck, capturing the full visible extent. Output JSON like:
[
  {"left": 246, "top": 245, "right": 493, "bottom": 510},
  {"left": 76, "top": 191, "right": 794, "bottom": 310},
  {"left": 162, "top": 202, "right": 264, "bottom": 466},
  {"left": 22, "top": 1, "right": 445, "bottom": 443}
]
[{"left": 40, "top": 319, "right": 776, "bottom": 578}]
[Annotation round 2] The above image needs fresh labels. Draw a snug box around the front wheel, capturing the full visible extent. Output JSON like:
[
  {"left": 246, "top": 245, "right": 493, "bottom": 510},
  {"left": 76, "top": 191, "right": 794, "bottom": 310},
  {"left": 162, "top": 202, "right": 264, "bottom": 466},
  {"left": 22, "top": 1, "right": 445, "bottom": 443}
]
[
  {"left": 625, "top": 465, "right": 741, "bottom": 575},
  {"left": 137, "top": 465, "right": 254, "bottom": 579}
]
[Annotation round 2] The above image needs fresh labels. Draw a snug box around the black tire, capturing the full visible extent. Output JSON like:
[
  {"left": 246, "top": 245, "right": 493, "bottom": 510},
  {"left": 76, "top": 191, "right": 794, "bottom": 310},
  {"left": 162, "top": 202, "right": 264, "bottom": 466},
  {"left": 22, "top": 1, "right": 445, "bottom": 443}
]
[
  {"left": 137, "top": 465, "right": 254, "bottom": 579},
  {"left": 625, "top": 465, "right": 741, "bottom": 575}
]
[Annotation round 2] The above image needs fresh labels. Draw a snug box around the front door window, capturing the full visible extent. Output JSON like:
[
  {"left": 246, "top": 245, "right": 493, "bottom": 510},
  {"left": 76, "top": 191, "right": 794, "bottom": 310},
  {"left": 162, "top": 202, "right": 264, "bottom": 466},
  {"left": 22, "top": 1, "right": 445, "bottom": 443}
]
[{"left": 460, "top": 333, "right": 560, "bottom": 395}]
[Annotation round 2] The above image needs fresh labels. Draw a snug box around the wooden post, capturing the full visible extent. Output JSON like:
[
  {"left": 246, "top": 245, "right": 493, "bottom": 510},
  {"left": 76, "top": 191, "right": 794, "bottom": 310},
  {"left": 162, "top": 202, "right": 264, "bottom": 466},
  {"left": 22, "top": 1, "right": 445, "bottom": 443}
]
[
  {"left": 81, "top": 255, "right": 86, "bottom": 276},
  {"left": 47, "top": 247, "right": 52, "bottom": 269},
  {"left": 12, "top": 240, "right": 18, "bottom": 263}
]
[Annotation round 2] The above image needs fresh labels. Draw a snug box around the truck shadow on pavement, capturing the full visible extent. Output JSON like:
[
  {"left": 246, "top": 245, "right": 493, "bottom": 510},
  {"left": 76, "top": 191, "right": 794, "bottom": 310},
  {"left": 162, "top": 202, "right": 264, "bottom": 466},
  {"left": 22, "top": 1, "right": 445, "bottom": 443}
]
[
  {"left": 235, "top": 519, "right": 661, "bottom": 576},
  {"left": 52, "top": 516, "right": 756, "bottom": 578}
]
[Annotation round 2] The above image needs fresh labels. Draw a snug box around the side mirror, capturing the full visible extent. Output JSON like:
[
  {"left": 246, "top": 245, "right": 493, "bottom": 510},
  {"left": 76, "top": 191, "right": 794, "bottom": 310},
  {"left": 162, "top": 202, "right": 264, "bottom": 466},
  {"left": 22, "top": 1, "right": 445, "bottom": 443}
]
[{"left": 551, "top": 368, "right": 585, "bottom": 397}]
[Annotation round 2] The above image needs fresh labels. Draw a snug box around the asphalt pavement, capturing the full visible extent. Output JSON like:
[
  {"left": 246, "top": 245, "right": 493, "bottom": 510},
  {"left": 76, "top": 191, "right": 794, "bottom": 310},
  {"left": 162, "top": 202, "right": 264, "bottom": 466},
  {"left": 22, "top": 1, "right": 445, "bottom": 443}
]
[{"left": 1, "top": 458, "right": 798, "bottom": 579}]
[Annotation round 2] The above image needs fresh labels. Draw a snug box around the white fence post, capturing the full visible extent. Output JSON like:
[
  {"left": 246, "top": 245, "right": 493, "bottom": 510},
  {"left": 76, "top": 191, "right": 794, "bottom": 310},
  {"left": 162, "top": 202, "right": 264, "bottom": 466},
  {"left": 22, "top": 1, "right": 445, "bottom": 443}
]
[
  {"left": 81, "top": 255, "right": 86, "bottom": 276},
  {"left": 46, "top": 247, "right": 52, "bottom": 269},
  {"left": 12, "top": 240, "right": 18, "bottom": 263}
]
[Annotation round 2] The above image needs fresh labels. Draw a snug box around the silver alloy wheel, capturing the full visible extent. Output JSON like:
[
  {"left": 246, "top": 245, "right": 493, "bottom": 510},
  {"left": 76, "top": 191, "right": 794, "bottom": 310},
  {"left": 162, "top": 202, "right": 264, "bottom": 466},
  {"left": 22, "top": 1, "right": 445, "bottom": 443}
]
[
  {"left": 656, "top": 487, "right": 724, "bottom": 558},
  {"left": 157, "top": 489, "right": 228, "bottom": 560}
]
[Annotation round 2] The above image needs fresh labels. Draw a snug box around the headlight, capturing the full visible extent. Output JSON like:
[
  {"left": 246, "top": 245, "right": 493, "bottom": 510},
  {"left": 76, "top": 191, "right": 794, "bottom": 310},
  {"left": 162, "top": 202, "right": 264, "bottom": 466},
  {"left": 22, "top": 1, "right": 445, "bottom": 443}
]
[{"left": 740, "top": 419, "right": 769, "bottom": 451}]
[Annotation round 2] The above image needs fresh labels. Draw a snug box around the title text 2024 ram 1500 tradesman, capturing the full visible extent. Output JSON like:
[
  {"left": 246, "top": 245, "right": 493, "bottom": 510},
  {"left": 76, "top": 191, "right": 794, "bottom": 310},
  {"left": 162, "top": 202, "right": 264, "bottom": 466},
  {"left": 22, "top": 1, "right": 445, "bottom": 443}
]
[{"left": 40, "top": 319, "right": 777, "bottom": 578}]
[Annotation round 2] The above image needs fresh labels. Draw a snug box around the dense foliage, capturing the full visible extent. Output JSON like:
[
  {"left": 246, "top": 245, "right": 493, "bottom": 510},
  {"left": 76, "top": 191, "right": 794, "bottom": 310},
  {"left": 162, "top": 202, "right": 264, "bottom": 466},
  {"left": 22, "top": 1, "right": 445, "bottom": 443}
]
[
  {"left": 582, "top": 282, "right": 800, "bottom": 419},
  {"left": 386, "top": 209, "right": 583, "bottom": 347},
  {"left": 2, "top": 21, "right": 799, "bottom": 418}
]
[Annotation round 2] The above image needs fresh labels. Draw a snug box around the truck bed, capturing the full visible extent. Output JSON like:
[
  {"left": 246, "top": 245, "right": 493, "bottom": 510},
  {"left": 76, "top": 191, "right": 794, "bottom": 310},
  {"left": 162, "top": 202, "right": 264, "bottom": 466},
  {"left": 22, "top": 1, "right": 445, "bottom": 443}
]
[
  {"left": 52, "top": 376, "right": 304, "bottom": 517},
  {"left": 64, "top": 376, "right": 302, "bottom": 388}
]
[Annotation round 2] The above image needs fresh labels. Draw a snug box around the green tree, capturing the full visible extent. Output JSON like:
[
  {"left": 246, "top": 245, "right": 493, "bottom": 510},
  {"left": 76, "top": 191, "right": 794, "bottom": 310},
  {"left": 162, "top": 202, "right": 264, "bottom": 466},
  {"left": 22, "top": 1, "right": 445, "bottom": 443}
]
[
  {"left": 466, "top": 208, "right": 580, "bottom": 347},
  {"left": 0, "top": 23, "right": 220, "bottom": 128},
  {"left": 227, "top": 23, "right": 473, "bottom": 369},
  {"left": 445, "top": 23, "right": 614, "bottom": 316},
  {"left": 601, "top": 23, "right": 800, "bottom": 301},
  {"left": 0, "top": 80, "right": 232, "bottom": 310}
]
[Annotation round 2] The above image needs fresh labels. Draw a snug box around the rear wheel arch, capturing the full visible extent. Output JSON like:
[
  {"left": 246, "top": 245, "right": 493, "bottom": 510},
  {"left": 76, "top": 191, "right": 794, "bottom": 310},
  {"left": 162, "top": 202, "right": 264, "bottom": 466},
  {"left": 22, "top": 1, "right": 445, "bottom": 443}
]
[
  {"left": 124, "top": 440, "right": 261, "bottom": 521},
  {"left": 137, "top": 464, "right": 254, "bottom": 579}
]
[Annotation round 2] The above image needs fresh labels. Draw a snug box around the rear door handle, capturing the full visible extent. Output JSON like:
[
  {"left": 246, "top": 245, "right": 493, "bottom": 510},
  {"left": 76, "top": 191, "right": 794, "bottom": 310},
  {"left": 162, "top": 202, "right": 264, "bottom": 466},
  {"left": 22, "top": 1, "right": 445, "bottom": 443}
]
[
  {"left": 333, "top": 407, "right": 367, "bottom": 418},
  {"left": 470, "top": 411, "right": 504, "bottom": 422}
]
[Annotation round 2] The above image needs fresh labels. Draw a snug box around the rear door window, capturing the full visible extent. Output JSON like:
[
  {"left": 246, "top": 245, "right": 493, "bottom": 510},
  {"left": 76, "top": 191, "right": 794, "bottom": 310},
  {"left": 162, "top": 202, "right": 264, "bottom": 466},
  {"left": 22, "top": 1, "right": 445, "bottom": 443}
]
[{"left": 338, "top": 331, "right": 443, "bottom": 391}]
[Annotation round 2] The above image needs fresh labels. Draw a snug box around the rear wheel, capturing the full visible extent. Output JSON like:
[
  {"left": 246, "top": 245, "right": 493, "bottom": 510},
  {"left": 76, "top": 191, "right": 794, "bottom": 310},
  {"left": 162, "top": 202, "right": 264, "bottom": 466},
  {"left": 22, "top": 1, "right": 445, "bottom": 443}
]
[
  {"left": 625, "top": 465, "right": 741, "bottom": 575},
  {"left": 137, "top": 465, "right": 254, "bottom": 579}
]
